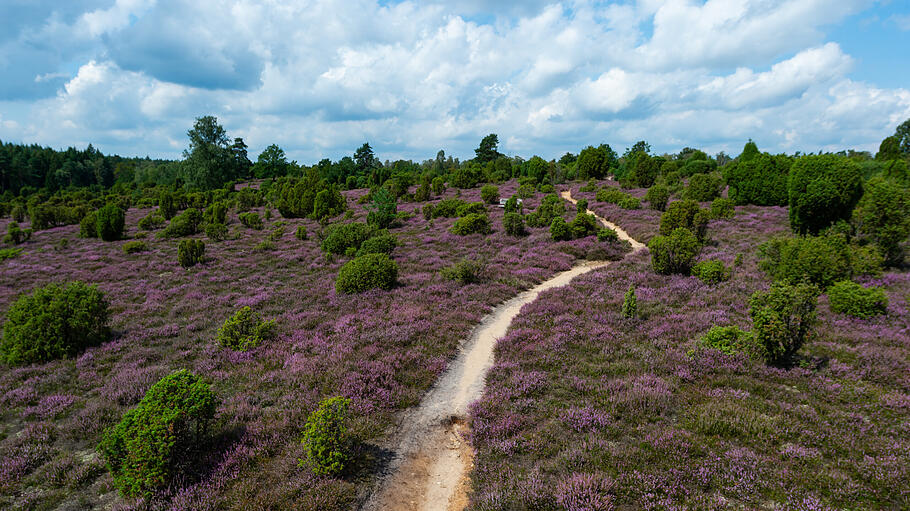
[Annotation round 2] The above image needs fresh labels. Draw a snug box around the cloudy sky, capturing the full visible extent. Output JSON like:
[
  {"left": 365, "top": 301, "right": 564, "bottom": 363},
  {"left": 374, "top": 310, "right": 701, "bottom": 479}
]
[{"left": 1, "top": 0, "right": 909, "bottom": 163}]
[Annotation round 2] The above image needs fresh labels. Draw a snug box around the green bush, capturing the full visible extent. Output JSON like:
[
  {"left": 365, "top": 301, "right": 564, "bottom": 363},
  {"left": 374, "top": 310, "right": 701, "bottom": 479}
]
[
  {"left": 503, "top": 195, "right": 521, "bottom": 214},
  {"left": 685, "top": 173, "right": 722, "bottom": 202},
  {"left": 481, "top": 185, "right": 499, "bottom": 204},
  {"left": 158, "top": 190, "right": 177, "bottom": 220},
  {"left": 4, "top": 221, "right": 33, "bottom": 244},
  {"left": 595, "top": 187, "right": 627, "bottom": 204},
  {"left": 300, "top": 396, "right": 352, "bottom": 476},
  {"left": 313, "top": 188, "right": 346, "bottom": 220},
  {"left": 432, "top": 177, "right": 445, "bottom": 196},
  {"left": 692, "top": 259, "right": 730, "bottom": 284},
  {"left": 516, "top": 184, "right": 535, "bottom": 199},
  {"left": 217, "top": 306, "right": 276, "bottom": 351},
  {"left": 699, "top": 326, "right": 756, "bottom": 357},
  {"left": 618, "top": 196, "right": 641, "bottom": 210},
  {"left": 579, "top": 179, "right": 598, "bottom": 192},
  {"left": 432, "top": 198, "right": 466, "bottom": 218},
  {"left": 366, "top": 187, "right": 397, "bottom": 229},
  {"left": 724, "top": 152, "right": 791, "bottom": 206},
  {"left": 239, "top": 212, "right": 263, "bottom": 230},
  {"left": 503, "top": 212, "right": 526, "bottom": 237},
  {"left": 160, "top": 208, "right": 203, "bottom": 238},
  {"left": 852, "top": 177, "right": 910, "bottom": 266},
  {"left": 538, "top": 184, "right": 555, "bottom": 194},
  {"left": 79, "top": 211, "right": 98, "bottom": 238},
  {"left": 205, "top": 222, "right": 228, "bottom": 242},
  {"left": 356, "top": 233, "right": 397, "bottom": 256},
  {"left": 621, "top": 284, "right": 637, "bottom": 319},
  {"left": 138, "top": 211, "right": 166, "bottom": 231},
  {"left": 644, "top": 184, "right": 670, "bottom": 211},
  {"left": 177, "top": 239, "right": 205, "bottom": 268},
  {"left": 659, "top": 200, "right": 700, "bottom": 236},
  {"left": 0, "top": 247, "right": 23, "bottom": 261},
  {"left": 122, "top": 241, "right": 148, "bottom": 254},
  {"left": 440, "top": 257, "right": 487, "bottom": 284},
  {"left": 295, "top": 225, "right": 308, "bottom": 240},
  {"left": 455, "top": 202, "right": 486, "bottom": 217},
  {"left": 98, "top": 370, "right": 218, "bottom": 497},
  {"left": 575, "top": 198, "right": 589, "bottom": 213},
  {"left": 648, "top": 227, "right": 700, "bottom": 275},
  {"left": 321, "top": 222, "right": 377, "bottom": 255},
  {"left": 827, "top": 280, "right": 888, "bottom": 318},
  {"left": 758, "top": 235, "right": 880, "bottom": 289},
  {"left": 597, "top": 228, "right": 618, "bottom": 242},
  {"left": 710, "top": 197, "right": 735, "bottom": 219},
  {"left": 526, "top": 195, "right": 565, "bottom": 227},
  {"left": 550, "top": 216, "right": 572, "bottom": 241},
  {"left": 749, "top": 282, "right": 818, "bottom": 365},
  {"left": 1, "top": 281, "right": 110, "bottom": 366},
  {"left": 335, "top": 253, "right": 398, "bottom": 294},
  {"left": 204, "top": 201, "right": 228, "bottom": 225},
  {"left": 789, "top": 154, "right": 863, "bottom": 235},
  {"left": 268, "top": 225, "right": 286, "bottom": 241},
  {"left": 96, "top": 204, "right": 125, "bottom": 241},
  {"left": 570, "top": 213, "right": 598, "bottom": 239},
  {"left": 451, "top": 213, "right": 492, "bottom": 235},
  {"left": 253, "top": 239, "right": 275, "bottom": 252}
]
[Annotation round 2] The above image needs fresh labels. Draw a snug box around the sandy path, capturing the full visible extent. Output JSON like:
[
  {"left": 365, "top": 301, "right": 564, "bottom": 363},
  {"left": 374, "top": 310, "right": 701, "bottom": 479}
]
[{"left": 363, "top": 190, "right": 642, "bottom": 511}]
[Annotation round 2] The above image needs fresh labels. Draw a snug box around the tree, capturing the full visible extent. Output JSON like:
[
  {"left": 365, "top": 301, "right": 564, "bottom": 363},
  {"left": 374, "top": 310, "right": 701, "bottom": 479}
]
[
  {"left": 354, "top": 143, "right": 377, "bottom": 174},
  {"left": 788, "top": 154, "right": 863, "bottom": 235},
  {"left": 252, "top": 144, "right": 290, "bottom": 179},
  {"left": 576, "top": 144, "right": 617, "bottom": 180},
  {"left": 896, "top": 118, "right": 910, "bottom": 156},
  {"left": 740, "top": 139, "right": 760, "bottom": 162},
  {"left": 474, "top": 134, "right": 502, "bottom": 164},
  {"left": 181, "top": 116, "right": 235, "bottom": 190},
  {"left": 231, "top": 138, "right": 252, "bottom": 179},
  {"left": 852, "top": 177, "right": 910, "bottom": 266}
]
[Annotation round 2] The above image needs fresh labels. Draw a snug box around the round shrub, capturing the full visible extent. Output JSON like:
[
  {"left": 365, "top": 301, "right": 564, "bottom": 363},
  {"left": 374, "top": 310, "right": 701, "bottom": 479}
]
[
  {"left": 749, "top": 282, "right": 818, "bottom": 366},
  {"left": 595, "top": 187, "right": 627, "bottom": 204},
  {"left": 122, "top": 241, "right": 148, "bottom": 254},
  {"left": 177, "top": 239, "right": 205, "bottom": 268},
  {"left": 98, "top": 370, "right": 218, "bottom": 497},
  {"left": 432, "top": 177, "right": 445, "bottom": 196},
  {"left": 455, "top": 202, "right": 487, "bottom": 217},
  {"left": 451, "top": 213, "right": 492, "bottom": 235},
  {"left": 335, "top": 253, "right": 398, "bottom": 294},
  {"left": 648, "top": 227, "right": 700, "bottom": 275},
  {"left": 321, "top": 222, "right": 376, "bottom": 255},
  {"left": 431, "top": 198, "right": 466, "bottom": 218},
  {"left": 570, "top": 213, "right": 598, "bottom": 239},
  {"left": 217, "top": 306, "right": 276, "bottom": 351},
  {"left": 205, "top": 222, "right": 228, "bottom": 242},
  {"left": 699, "top": 326, "right": 756, "bottom": 357},
  {"left": 239, "top": 211, "right": 263, "bottom": 230},
  {"left": 159, "top": 208, "right": 203, "bottom": 238},
  {"left": 617, "top": 196, "right": 641, "bottom": 210},
  {"left": 659, "top": 200, "right": 700, "bottom": 236},
  {"left": 300, "top": 396, "right": 352, "bottom": 476},
  {"left": 441, "top": 257, "right": 487, "bottom": 284},
  {"left": 597, "top": 227, "right": 618, "bottom": 242},
  {"left": 503, "top": 212, "right": 526, "bottom": 237},
  {"left": 96, "top": 204, "right": 125, "bottom": 241},
  {"left": 295, "top": 226, "right": 308, "bottom": 240},
  {"left": 503, "top": 195, "right": 521, "bottom": 214},
  {"left": 480, "top": 185, "right": 500, "bottom": 204},
  {"left": 827, "top": 280, "right": 888, "bottom": 318},
  {"left": 1, "top": 281, "right": 110, "bottom": 366},
  {"left": 516, "top": 183, "right": 535, "bottom": 199},
  {"left": 644, "top": 184, "right": 670, "bottom": 211},
  {"left": 685, "top": 173, "right": 722, "bottom": 202},
  {"left": 356, "top": 233, "right": 397, "bottom": 256},
  {"left": 526, "top": 195, "right": 565, "bottom": 227},
  {"left": 79, "top": 211, "right": 98, "bottom": 238},
  {"left": 710, "top": 197, "right": 735, "bottom": 219},
  {"left": 4, "top": 221, "right": 33, "bottom": 244},
  {"left": 724, "top": 153, "right": 791, "bottom": 206},
  {"left": 365, "top": 187, "right": 396, "bottom": 229},
  {"left": 204, "top": 201, "right": 228, "bottom": 225},
  {"left": 692, "top": 259, "right": 730, "bottom": 284},
  {"left": 137, "top": 211, "right": 165, "bottom": 231},
  {"left": 852, "top": 176, "right": 910, "bottom": 266},
  {"left": 576, "top": 198, "right": 589, "bottom": 213},
  {"left": 789, "top": 154, "right": 863, "bottom": 235},
  {"left": 757, "top": 235, "right": 880, "bottom": 289},
  {"left": 550, "top": 217, "right": 572, "bottom": 241}
]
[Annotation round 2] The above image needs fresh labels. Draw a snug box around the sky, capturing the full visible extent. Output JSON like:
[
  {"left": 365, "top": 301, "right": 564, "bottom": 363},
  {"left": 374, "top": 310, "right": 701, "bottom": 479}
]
[{"left": 0, "top": 0, "right": 909, "bottom": 164}]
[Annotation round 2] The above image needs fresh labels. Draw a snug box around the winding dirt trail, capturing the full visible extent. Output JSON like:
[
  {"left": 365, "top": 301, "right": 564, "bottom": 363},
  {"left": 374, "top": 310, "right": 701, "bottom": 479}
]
[{"left": 364, "top": 190, "right": 643, "bottom": 511}]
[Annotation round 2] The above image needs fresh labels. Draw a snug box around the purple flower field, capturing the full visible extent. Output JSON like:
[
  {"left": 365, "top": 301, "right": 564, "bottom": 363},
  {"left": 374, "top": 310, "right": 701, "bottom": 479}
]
[
  {"left": 0, "top": 182, "right": 628, "bottom": 510},
  {"left": 469, "top": 204, "right": 910, "bottom": 509}
]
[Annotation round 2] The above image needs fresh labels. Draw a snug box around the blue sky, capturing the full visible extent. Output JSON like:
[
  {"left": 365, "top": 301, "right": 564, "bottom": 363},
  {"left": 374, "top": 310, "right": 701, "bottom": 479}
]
[{"left": 0, "top": 0, "right": 908, "bottom": 163}]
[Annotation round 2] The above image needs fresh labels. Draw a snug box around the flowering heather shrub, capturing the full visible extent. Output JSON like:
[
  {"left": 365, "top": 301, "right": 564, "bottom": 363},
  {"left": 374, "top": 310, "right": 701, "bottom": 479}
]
[
  {"left": 451, "top": 213, "right": 492, "bottom": 235},
  {"left": 137, "top": 210, "right": 165, "bottom": 231},
  {"left": 648, "top": 227, "right": 700, "bottom": 275},
  {"left": 1, "top": 281, "right": 109, "bottom": 366},
  {"left": 122, "top": 240, "right": 148, "bottom": 254},
  {"left": 749, "top": 282, "right": 818, "bottom": 365},
  {"left": 300, "top": 397, "right": 352, "bottom": 476},
  {"left": 238, "top": 211, "right": 263, "bottom": 230},
  {"left": 356, "top": 233, "right": 397, "bottom": 256},
  {"left": 177, "top": 239, "right": 205, "bottom": 268},
  {"left": 335, "top": 253, "right": 398, "bottom": 293},
  {"left": 4, "top": 221, "right": 33, "bottom": 244},
  {"left": 710, "top": 197, "right": 736, "bottom": 219},
  {"left": 217, "top": 306, "right": 276, "bottom": 351},
  {"left": 321, "top": 222, "right": 377, "bottom": 255},
  {"left": 644, "top": 184, "right": 670, "bottom": 211},
  {"left": 441, "top": 257, "right": 487, "bottom": 284},
  {"left": 481, "top": 185, "right": 499, "bottom": 204},
  {"left": 205, "top": 222, "right": 228, "bottom": 241},
  {"left": 550, "top": 217, "right": 572, "bottom": 241},
  {"left": 621, "top": 284, "right": 637, "bottom": 319},
  {"left": 98, "top": 370, "right": 218, "bottom": 497},
  {"left": 692, "top": 259, "right": 730, "bottom": 284},
  {"left": 79, "top": 211, "right": 98, "bottom": 238},
  {"left": 827, "top": 280, "right": 888, "bottom": 318},
  {"left": 503, "top": 212, "right": 526, "bottom": 237}
]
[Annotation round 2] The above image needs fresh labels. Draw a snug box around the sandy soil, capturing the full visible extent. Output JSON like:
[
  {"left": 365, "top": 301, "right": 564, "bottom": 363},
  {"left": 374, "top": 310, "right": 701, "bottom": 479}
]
[{"left": 362, "top": 190, "right": 643, "bottom": 511}]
